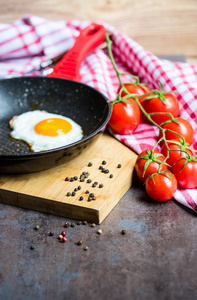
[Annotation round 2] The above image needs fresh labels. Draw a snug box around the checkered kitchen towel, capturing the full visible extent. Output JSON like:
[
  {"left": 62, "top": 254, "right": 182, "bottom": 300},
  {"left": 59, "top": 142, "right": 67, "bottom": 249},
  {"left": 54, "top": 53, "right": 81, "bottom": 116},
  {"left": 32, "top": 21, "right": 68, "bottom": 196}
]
[{"left": 1, "top": 15, "right": 197, "bottom": 211}]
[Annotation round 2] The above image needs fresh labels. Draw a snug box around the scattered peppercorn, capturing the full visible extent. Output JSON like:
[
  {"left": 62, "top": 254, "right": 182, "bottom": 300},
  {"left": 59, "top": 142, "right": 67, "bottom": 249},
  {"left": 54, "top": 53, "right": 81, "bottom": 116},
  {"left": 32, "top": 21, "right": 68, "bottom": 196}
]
[
  {"left": 87, "top": 179, "right": 92, "bottom": 183},
  {"left": 83, "top": 221, "right": 87, "bottom": 225},
  {"left": 77, "top": 221, "right": 82, "bottom": 225},
  {"left": 58, "top": 234, "right": 63, "bottom": 239},
  {"left": 79, "top": 196, "right": 84, "bottom": 201},
  {"left": 88, "top": 162, "right": 93, "bottom": 167},
  {"left": 91, "top": 223, "right": 96, "bottom": 228},
  {"left": 60, "top": 237, "right": 67, "bottom": 243},
  {"left": 70, "top": 177, "right": 74, "bottom": 182},
  {"left": 70, "top": 223, "right": 75, "bottom": 228},
  {"left": 64, "top": 222, "right": 70, "bottom": 228},
  {"left": 77, "top": 240, "right": 83, "bottom": 245},
  {"left": 74, "top": 187, "right": 78, "bottom": 192},
  {"left": 92, "top": 183, "right": 96, "bottom": 187},
  {"left": 78, "top": 186, "right": 81, "bottom": 190},
  {"left": 67, "top": 192, "right": 71, "bottom": 196},
  {"left": 49, "top": 232, "right": 54, "bottom": 236},
  {"left": 90, "top": 193, "right": 94, "bottom": 197},
  {"left": 102, "top": 160, "right": 106, "bottom": 165},
  {"left": 30, "top": 245, "right": 34, "bottom": 250},
  {"left": 99, "top": 166, "right": 103, "bottom": 170},
  {"left": 35, "top": 225, "right": 40, "bottom": 230},
  {"left": 99, "top": 183, "right": 103, "bottom": 188},
  {"left": 97, "top": 229, "right": 102, "bottom": 234},
  {"left": 72, "top": 191, "right": 76, "bottom": 196},
  {"left": 88, "top": 197, "right": 92, "bottom": 202},
  {"left": 84, "top": 246, "right": 89, "bottom": 251},
  {"left": 65, "top": 177, "right": 70, "bottom": 181},
  {"left": 61, "top": 231, "right": 66, "bottom": 237},
  {"left": 117, "top": 164, "right": 122, "bottom": 168},
  {"left": 80, "top": 177, "right": 85, "bottom": 182},
  {"left": 109, "top": 174, "right": 113, "bottom": 178},
  {"left": 121, "top": 230, "right": 126, "bottom": 235},
  {"left": 104, "top": 169, "right": 109, "bottom": 174},
  {"left": 92, "top": 196, "right": 96, "bottom": 200},
  {"left": 85, "top": 190, "right": 89, "bottom": 194},
  {"left": 74, "top": 176, "right": 78, "bottom": 180}
]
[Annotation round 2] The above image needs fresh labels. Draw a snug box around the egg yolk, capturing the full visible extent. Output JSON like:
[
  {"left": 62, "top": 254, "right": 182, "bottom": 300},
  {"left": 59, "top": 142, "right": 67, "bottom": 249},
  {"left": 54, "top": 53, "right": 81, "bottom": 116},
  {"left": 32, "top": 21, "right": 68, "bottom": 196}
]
[{"left": 34, "top": 118, "right": 72, "bottom": 136}]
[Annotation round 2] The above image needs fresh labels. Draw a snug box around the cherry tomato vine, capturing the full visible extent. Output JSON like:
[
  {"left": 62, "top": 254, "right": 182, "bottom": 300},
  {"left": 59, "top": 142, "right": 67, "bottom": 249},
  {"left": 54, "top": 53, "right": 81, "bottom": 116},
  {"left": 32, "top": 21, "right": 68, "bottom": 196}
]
[{"left": 106, "top": 33, "right": 197, "bottom": 201}]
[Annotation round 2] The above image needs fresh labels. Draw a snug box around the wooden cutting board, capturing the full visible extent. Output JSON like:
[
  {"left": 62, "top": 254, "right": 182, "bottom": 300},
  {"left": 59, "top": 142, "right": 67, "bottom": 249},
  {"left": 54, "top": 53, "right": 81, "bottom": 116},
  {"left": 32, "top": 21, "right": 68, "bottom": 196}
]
[{"left": 0, "top": 132, "right": 137, "bottom": 224}]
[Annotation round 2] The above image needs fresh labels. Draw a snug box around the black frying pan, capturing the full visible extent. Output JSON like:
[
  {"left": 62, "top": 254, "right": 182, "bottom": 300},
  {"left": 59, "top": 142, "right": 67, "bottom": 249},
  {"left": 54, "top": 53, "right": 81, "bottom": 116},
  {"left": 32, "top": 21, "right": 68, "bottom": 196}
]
[{"left": 0, "top": 24, "right": 112, "bottom": 173}]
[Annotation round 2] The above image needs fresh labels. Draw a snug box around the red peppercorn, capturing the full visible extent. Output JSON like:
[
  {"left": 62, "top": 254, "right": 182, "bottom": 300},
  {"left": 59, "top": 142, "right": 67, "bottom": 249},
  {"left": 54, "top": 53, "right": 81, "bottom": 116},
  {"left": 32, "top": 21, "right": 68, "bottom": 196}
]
[
  {"left": 65, "top": 177, "right": 70, "bottom": 181},
  {"left": 60, "top": 237, "right": 67, "bottom": 243},
  {"left": 61, "top": 231, "right": 67, "bottom": 237}
]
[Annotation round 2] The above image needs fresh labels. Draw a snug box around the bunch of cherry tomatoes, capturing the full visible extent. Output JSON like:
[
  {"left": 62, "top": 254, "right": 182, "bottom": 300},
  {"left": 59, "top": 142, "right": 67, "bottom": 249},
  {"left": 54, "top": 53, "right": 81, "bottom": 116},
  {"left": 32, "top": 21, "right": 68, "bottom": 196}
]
[{"left": 108, "top": 81, "right": 197, "bottom": 202}]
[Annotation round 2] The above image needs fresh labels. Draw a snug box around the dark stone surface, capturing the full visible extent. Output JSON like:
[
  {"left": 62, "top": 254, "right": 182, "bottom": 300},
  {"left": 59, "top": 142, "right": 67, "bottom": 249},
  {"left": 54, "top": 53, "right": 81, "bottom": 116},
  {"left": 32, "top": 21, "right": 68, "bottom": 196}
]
[{"left": 0, "top": 179, "right": 196, "bottom": 300}]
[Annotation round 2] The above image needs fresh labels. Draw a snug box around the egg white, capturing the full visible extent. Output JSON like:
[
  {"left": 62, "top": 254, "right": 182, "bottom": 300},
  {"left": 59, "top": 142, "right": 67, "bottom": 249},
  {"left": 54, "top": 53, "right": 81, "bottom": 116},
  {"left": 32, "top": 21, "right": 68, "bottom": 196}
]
[{"left": 10, "top": 110, "right": 83, "bottom": 152}]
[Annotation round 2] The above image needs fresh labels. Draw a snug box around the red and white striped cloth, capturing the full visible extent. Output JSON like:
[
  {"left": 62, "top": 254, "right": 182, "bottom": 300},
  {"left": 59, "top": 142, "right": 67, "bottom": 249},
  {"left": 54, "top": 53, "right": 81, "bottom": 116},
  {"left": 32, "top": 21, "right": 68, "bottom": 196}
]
[{"left": 1, "top": 15, "right": 197, "bottom": 211}]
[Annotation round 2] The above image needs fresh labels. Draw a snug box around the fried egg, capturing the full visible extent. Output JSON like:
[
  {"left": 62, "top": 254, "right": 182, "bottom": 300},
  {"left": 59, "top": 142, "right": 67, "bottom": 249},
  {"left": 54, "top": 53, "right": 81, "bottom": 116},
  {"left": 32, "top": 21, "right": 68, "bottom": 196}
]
[{"left": 10, "top": 110, "right": 83, "bottom": 152}]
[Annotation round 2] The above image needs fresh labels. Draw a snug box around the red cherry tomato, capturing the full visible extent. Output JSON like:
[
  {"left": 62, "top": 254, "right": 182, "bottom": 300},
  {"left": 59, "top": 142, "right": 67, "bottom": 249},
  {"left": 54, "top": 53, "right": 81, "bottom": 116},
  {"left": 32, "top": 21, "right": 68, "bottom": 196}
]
[
  {"left": 108, "top": 83, "right": 147, "bottom": 134},
  {"left": 160, "top": 118, "right": 194, "bottom": 145},
  {"left": 120, "top": 83, "right": 150, "bottom": 101},
  {"left": 172, "top": 158, "right": 197, "bottom": 189},
  {"left": 145, "top": 171, "right": 177, "bottom": 202},
  {"left": 135, "top": 149, "right": 168, "bottom": 183},
  {"left": 161, "top": 139, "right": 193, "bottom": 170},
  {"left": 140, "top": 92, "right": 179, "bottom": 125}
]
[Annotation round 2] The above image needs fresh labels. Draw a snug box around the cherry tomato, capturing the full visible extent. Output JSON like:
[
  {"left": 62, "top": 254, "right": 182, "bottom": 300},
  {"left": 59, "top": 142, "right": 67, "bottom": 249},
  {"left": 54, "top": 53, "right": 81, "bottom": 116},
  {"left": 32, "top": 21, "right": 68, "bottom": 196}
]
[
  {"left": 172, "top": 158, "right": 197, "bottom": 189},
  {"left": 145, "top": 171, "right": 177, "bottom": 202},
  {"left": 140, "top": 92, "right": 179, "bottom": 125},
  {"left": 135, "top": 149, "right": 168, "bottom": 183},
  {"left": 161, "top": 139, "right": 193, "bottom": 170},
  {"left": 120, "top": 83, "right": 150, "bottom": 101},
  {"left": 160, "top": 118, "right": 194, "bottom": 145},
  {"left": 108, "top": 83, "right": 147, "bottom": 134}
]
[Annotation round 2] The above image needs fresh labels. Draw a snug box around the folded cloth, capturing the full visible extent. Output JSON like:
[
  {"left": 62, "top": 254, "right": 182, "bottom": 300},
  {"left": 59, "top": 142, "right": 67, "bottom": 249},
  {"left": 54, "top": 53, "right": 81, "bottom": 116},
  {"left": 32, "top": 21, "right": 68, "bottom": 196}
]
[{"left": 0, "top": 15, "right": 197, "bottom": 211}]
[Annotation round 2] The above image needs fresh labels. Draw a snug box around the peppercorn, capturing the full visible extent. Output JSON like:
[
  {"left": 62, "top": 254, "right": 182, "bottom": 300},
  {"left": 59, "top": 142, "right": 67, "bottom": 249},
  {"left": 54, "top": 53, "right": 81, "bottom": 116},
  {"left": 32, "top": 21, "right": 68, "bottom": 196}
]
[
  {"left": 99, "top": 183, "right": 103, "bottom": 188},
  {"left": 92, "top": 196, "right": 96, "bottom": 200},
  {"left": 85, "top": 190, "right": 89, "bottom": 194},
  {"left": 90, "top": 193, "right": 94, "bottom": 197},
  {"left": 87, "top": 197, "right": 92, "bottom": 202},
  {"left": 58, "top": 234, "right": 63, "bottom": 239},
  {"left": 99, "top": 166, "right": 103, "bottom": 170},
  {"left": 109, "top": 174, "right": 113, "bottom": 178},
  {"left": 102, "top": 160, "right": 106, "bottom": 165},
  {"left": 70, "top": 223, "right": 75, "bottom": 228},
  {"left": 104, "top": 169, "right": 109, "bottom": 174},
  {"left": 88, "top": 162, "right": 93, "bottom": 167},
  {"left": 74, "top": 187, "right": 78, "bottom": 192},
  {"left": 77, "top": 240, "right": 83, "bottom": 245},
  {"left": 70, "top": 177, "right": 74, "bottom": 182},
  {"left": 74, "top": 176, "right": 78, "bottom": 180},
  {"left": 48, "top": 232, "right": 54, "bottom": 236},
  {"left": 30, "top": 245, "right": 34, "bottom": 250},
  {"left": 97, "top": 229, "right": 102, "bottom": 234},
  {"left": 72, "top": 191, "right": 76, "bottom": 196},
  {"left": 78, "top": 186, "right": 81, "bottom": 190},
  {"left": 35, "top": 225, "right": 40, "bottom": 230},
  {"left": 64, "top": 222, "right": 70, "bottom": 228},
  {"left": 61, "top": 231, "right": 66, "bottom": 237},
  {"left": 79, "top": 196, "right": 84, "bottom": 201},
  {"left": 121, "top": 230, "right": 126, "bottom": 235},
  {"left": 84, "top": 246, "right": 89, "bottom": 251},
  {"left": 117, "top": 164, "right": 122, "bottom": 168},
  {"left": 60, "top": 237, "right": 67, "bottom": 243},
  {"left": 77, "top": 221, "right": 82, "bottom": 225},
  {"left": 92, "top": 183, "right": 96, "bottom": 187},
  {"left": 67, "top": 192, "right": 71, "bottom": 196},
  {"left": 87, "top": 179, "right": 92, "bottom": 183},
  {"left": 82, "top": 221, "right": 87, "bottom": 225},
  {"left": 65, "top": 177, "right": 70, "bottom": 181},
  {"left": 91, "top": 223, "right": 96, "bottom": 228}
]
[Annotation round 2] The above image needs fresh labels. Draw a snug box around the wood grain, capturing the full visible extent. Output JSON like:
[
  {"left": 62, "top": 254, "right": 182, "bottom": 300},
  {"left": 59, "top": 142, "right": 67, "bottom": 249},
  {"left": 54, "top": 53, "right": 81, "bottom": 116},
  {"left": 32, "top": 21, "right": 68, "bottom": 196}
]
[
  {"left": 0, "top": 133, "right": 137, "bottom": 224},
  {"left": 0, "top": 0, "right": 197, "bottom": 61}
]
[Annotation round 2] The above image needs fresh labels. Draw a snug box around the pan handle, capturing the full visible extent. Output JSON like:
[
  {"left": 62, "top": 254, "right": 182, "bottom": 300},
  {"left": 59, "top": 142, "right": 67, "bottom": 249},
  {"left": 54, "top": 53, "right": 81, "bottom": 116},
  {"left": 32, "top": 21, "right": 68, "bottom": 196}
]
[{"left": 47, "top": 23, "right": 106, "bottom": 81}]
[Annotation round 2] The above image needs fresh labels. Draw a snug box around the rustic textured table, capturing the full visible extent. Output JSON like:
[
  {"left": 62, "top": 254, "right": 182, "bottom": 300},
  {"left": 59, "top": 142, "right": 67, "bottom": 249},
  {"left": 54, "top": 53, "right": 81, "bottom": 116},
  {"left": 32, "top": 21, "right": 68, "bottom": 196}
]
[{"left": 0, "top": 1, "right": 197, "bottom": 299}]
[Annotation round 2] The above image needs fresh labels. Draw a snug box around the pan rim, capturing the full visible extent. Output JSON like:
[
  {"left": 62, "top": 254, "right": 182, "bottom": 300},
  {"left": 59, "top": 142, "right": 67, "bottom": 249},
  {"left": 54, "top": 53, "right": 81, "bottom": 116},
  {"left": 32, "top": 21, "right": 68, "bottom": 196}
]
[{"left": 0, "top": 76, "right": 112, "bottom": 160}]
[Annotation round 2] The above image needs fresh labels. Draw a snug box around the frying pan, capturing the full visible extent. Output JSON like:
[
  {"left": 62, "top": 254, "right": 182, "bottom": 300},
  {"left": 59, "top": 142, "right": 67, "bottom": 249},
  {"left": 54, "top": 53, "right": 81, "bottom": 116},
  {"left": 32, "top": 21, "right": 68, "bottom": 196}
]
[{"left": 0, "top": 23, "right": 112, "bottom": 173}]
